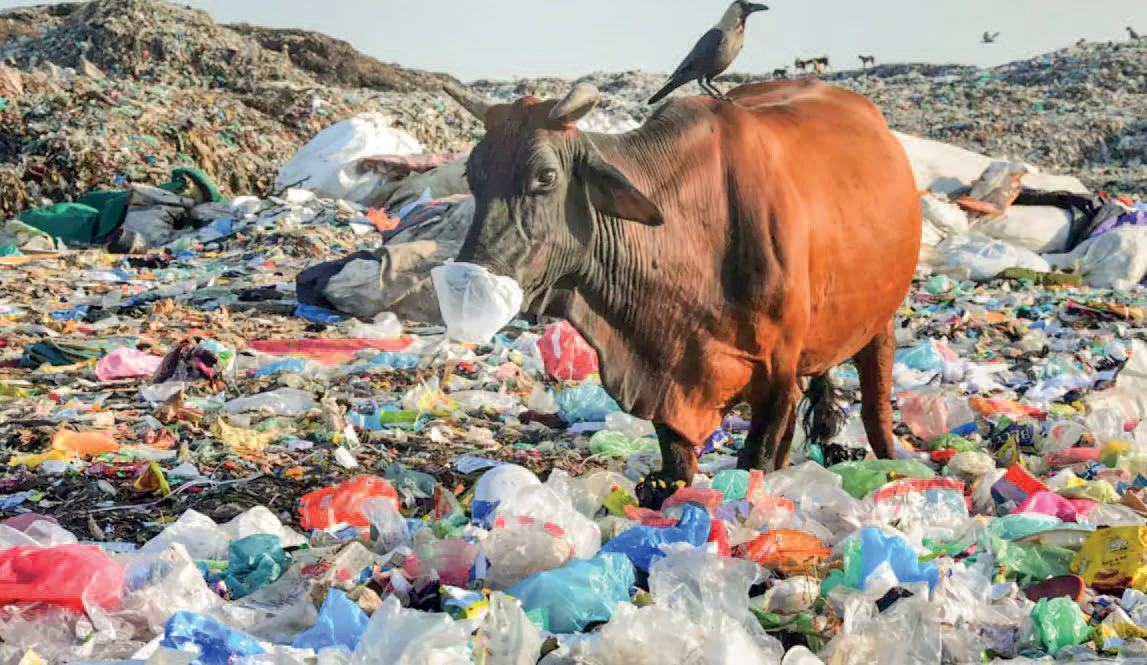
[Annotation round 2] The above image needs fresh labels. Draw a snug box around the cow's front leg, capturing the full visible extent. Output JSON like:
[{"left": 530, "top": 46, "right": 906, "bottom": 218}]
[
  {"left": 634, "top": 423, "right": 698, "bottom": 509},
  {"left": 738, "top": 380, "right": 800, "bottom": 471}
]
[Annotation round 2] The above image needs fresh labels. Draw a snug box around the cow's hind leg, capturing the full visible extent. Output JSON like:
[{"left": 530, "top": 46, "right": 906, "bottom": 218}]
[
  {"left": 738, "top": 381, "right": 800, "bottom": 471},
  {"left": 853, "top": 320, "right": 898, "bottom": 459}
]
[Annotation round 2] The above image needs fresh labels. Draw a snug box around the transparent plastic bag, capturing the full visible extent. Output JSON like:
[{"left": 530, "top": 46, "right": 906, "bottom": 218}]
[
  {"left": 505, "top": 552, "right": 635, "bottom": 633},
  {"left": 472, "top": 592, "right": 543, "bottom": 665},
  {"left": 482, "top": 519, "right": 578, "bottom": 591},
  {"left": 493, "top": 483, "right": 601, "bottom": 560},
  {"left": 350, "top": 595, "right": 470, "bottom": 665},
  {"left": 431, "top": 261, "right": 523, "bottom": 345}
]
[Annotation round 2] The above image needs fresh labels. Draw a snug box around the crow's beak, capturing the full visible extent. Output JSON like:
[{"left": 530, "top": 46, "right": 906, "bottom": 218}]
[{"left": 746, "top": 3, "right": 769, "bottom": 13}]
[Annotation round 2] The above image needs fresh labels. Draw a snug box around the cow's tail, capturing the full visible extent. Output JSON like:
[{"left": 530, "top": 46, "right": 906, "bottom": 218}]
[{"left": 801, "top": 373, "right": 846, "bottom": 451}]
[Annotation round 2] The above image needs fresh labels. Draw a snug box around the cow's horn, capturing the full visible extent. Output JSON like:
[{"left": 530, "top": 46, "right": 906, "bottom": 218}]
[
  {"left": 550, "top": 82, "right": 601, "bottom": 123},
  {"left": 442, "top": 82, "right": 491, "bottom": 122}
]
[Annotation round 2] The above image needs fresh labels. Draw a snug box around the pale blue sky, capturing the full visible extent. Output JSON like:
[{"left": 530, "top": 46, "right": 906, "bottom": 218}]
[{"left": 7, "top": 0, "right": 1147, "bottom": 80}]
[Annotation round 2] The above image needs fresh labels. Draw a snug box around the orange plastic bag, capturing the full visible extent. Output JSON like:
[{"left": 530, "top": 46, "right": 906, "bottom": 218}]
[
  {"left": 52, "top": 430, "right": 119, "bottom": 457},
  {"left": 739, "top": 529, "right": 832, "bottom": 574},
  {"left": 297, "top": 476, "right": 400, "bottom": 531},
  {"left": 0, "top": 544, "right": 124, "bottom": 611}
]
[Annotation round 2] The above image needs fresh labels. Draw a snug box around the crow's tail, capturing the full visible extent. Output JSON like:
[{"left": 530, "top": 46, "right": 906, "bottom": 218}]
[
  {"left": 802, "top": 373, "right": 847, "bottom": 450},
  {"left": 648, "top": 77, "right": 683, "bottom": 105}
]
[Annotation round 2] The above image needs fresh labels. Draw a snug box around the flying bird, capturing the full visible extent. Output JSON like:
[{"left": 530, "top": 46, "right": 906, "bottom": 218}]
[
  {"left": 982, "top": 31, "right": 1000, "bottom": 44},
  {"left": 648, "top": 0, "right": 769, "bottom": 105}
]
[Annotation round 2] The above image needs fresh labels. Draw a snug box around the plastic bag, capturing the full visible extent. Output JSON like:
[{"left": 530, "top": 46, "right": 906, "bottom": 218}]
[
  {"left": 588, "top": 431, "right": 658, "bottom": 457},
  {"left": 431, "top": 261, "right": 524, "bottom": 345},
  {"left": 223, "top": 387, "right": 317, "bottom": 416},
  {"left": 827, "top": 459, "right": 936, "bottom": 499},
  {"left": 556, "top": 381, "right": 622, "bottom": 423},
  {"left": 920, "top": 194, "right": 969, "bottom": 237},
  {"left": 95, "top": 347, "right": 164, "bottom": 381},
  {"left": 897, "top": 387, "right": 975, "bottom": 441},
  {"left": 403, "top": 538, "right": 479, "bottom": 587},
  {"left": 222, "top": 534, "right": 288, "bottom": 600},
  {"left": 1045, "top": 224, "right": 1147, "bottom": 289},
  {"left": 866, "top": 478, "right": 970, "bottom": 542},
  {"left": 995, "top": 537, "right": 1074, "bottom": 586},
  {"left": 600, "top": 503, "right": 711, "bottom": 571},
  {"left": 938, "top": 232, "right": 1050, "bottom": 280},
  {"left": 291, "top": 589, "right": 369, "bottom": 653},
  {"left": 0, "top": 544, "right": 123, "bottom": 611},
  {"left": 538, "top": 320, "right": 599, "bottom": 381},
  {"left": 160, "top": 611, "right": 267, "bottom": 665},
  {"left": 274, "top": 113, "right": 423, "bottom": 203},
  {"left": 1030, "top": 596, "right": 1091, "bottom": 654},
  {"left": 472, "top": 592, "right": 543, "bottom": 665},
  {"left": 298, "top": 477, "right": 400, "bottom": 532},
  {"left": 350, "top": 595, "right": 470, "bottom": 665},
  {"left": 493, "top": 483, "right": 601, "bottom": 560},
  {"left": 506, "top": 552, "right": 636, "bottom": 633},
  {"left": 482, "top": 518, "right": 578, "bottom": 590},
  {"left": 472, "top": 465, "right": 542, "bottom": 523}
]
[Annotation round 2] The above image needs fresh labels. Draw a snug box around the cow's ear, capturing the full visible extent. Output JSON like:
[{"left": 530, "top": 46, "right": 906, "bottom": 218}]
[{"left": 580, "top": 152, "right": 663, "bottom": 226}]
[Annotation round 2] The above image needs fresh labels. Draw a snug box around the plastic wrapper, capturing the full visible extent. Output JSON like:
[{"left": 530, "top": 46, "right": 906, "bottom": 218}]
[
  {"left": 430, "top": 261, "right": 524, "bottom": 345},
  {"left": 538, "top": 320, "right": 599, "bottom": 381},
  {"left": 1072, "top": 526, "right": 1147, "bottom": 593},
  {"left": 472, "top": 592, "right": 543, "bottom": 665},
  {"left": 505, "top": 552, "right": 635, "bottom": 634}
]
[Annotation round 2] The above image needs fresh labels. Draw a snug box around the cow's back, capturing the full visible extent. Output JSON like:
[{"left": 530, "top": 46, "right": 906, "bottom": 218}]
[{"left": 720, "top": 79, "right": 922, "bottom": 374}]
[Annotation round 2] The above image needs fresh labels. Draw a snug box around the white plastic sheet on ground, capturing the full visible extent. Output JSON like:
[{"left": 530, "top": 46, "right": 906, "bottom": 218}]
[
  {"left": 1043, "top": 224, "right": 1147, "bottom": 289},
  {"left": 274, "top": 113, "right": 423, "bottom": 204},
  {"left": 971, "top": 205, "right": 1074, "bottom": 254}
]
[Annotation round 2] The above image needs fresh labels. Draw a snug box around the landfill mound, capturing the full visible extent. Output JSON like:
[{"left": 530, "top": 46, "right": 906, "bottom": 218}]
[{"left": 227, "top": 24, "right": 458, "bottom": 92}]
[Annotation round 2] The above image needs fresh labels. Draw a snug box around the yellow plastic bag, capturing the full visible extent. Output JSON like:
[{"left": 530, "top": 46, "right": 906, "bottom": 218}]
[{"left": 1071, "top": 526, "right": 1147, "bottom": 592}]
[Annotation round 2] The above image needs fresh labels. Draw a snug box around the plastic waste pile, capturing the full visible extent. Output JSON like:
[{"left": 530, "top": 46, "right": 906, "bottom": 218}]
[{"left": 7, "top": 200, "right": 1147, "bottom": 663}]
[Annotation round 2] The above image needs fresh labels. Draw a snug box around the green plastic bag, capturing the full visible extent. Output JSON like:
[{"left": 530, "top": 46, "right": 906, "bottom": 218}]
[
  {"left": 827, "top": 459, "right": 936, "bottom": 498},
  {"left": 1031, "top": 596, "right": 1092, "bottom": 654},
  {"left": 712, "top": 470, "right": 750, "bottom": 502},
  {"left": 993, "top": 536, "right": 1074, "bottom": 586},
  {"left": 223, "top": 534, "right": 288, "bottom": 600},
  {"left": 588, "top": 431, "right": 658, "bottom": 457},
  {"left": 928, "top": 433, "right": 978, "bottom": 452}
]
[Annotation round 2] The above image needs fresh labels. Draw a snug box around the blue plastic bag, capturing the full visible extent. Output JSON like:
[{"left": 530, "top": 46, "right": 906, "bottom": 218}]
[
  {"left": 556, "top": 382, "right": 621, "bottom": 423},
  {"left": 160, "top": 611, "right": 265, "bottom": 665},
  {"left": 507, "top": 552, "right": 635, "bottom": 633},
  {"left": 599, "top": 503, "right": 711, "bottom": 571},
  {"left": 859, "top": 527, "right": 939, "bottom": 592},
  {"left": 291, "top": 589, "right": 369, "bottom": 653}
]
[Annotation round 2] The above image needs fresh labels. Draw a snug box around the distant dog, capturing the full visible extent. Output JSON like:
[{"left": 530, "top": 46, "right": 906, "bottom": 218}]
[
  {"left": 859, "top": 54, "right": 875, "bottom": 68},
  {"left": 772, "top": 67, "right": 788, "bottom": 79}
]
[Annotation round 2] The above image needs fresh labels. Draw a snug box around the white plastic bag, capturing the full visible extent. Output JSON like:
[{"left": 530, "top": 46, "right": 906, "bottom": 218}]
[
  {"left": 431, "top": 261, "right": 524, "bottom": 345},
  {"left": 920, "top": 195, "right": 969, "bottom": 238},
  {"left": 274, "top": 113, "right": 423, "bottom": 204},
  {"left": 472, "top": 592, "right": 543, "bottom": 665},
  {"left": 938, "top": 232, "right": 1050, "bottom": 281},
  {"left": 1044, "top": 224, "right": 1147, "bottom": 288}
]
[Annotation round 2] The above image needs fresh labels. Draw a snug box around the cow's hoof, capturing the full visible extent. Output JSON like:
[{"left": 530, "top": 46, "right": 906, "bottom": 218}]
[{"left": 635, "top": 472, "right": 686, "bottom": 510}]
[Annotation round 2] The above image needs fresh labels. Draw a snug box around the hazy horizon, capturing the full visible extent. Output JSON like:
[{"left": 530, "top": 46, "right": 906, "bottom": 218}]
[{"left": 3, "top": 0, "right": 1147, "bottom": 81}]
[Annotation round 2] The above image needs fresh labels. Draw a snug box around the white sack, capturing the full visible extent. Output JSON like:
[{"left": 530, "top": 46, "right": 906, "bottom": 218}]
[
  {"left": 938, "top": 232, "right": 1050, "bottom": 281},
  {"left": 971, "top": 205, "right": 1074, "bottom": 254},
  {"left": 1044, "top": 224, "right": 1147, "bottom": 289}
]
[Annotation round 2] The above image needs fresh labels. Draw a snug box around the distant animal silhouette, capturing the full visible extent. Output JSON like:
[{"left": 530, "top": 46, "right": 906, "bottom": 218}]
[
  {"left": 809, "top": 56, "right": 829, "bottom": 74},
  {"left": 859, "top": 54, "right": 875, "bottom": 68},
  {"left": 1129, "top": 26, "right": 1141, "bottom": 40},
  {"left": 794, "top": 57, "right": 809, "bottom": 72},
  {"left": 772, "top": 67, "right": 788, "bottom": 79},
  {"left": 981, "top": 31, "right": 1000, "bottom": 44}
]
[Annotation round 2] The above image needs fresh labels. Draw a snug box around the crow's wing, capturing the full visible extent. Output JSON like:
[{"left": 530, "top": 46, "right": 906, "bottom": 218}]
[{"left": 670, "top": 28, "right": 725, "bottom": 80}]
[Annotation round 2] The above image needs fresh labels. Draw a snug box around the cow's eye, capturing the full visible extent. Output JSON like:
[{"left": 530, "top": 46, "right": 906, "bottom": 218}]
[{"left": 536, "top": 168, "right": 558, "bottom": 188}]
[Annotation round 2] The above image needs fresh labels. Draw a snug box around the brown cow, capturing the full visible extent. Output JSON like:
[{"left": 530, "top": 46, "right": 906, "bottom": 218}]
[{"left": 442, "top": 79, "right": 921, "bottom": 490}]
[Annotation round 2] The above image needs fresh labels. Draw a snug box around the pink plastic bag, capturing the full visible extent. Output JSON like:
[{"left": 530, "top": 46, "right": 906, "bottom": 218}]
[
  {"left": 661, "top": 487, "right": 724, "bottom": 514},
  {"left": 1014, "top": 491, "right": 1097, "bottom": 523},
  {"left": 0, "top": 544, "right": 124, "bottom": 611},
  {"left": 898, "top": 387, "right": 976, "bottom": 441},
  {"left": 95, "top": 348, "right": 164, "bottom": 381},
  {"left": 539, "top": 321, "right": 599, "bottom": 381}
]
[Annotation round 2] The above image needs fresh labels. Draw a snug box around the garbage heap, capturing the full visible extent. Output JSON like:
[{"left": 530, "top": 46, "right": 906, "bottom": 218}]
[{"left": 4, "top": 177, "right": 1147, "bottom": 664}]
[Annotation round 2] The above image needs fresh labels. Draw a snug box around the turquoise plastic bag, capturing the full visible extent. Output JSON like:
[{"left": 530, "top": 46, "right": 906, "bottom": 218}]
[{"left": 291, "top": 589, "right": 369, "bottom": 653}]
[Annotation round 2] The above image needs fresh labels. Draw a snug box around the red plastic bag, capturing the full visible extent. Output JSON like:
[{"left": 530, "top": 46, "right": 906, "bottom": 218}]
[
  {"left": 0, "top": 544, "right": 124, "bottom": 611},
  {"left": 662, "top": 487, "right": 724, "bottom": 514},
  {"left": 539, "top": 321, "right": 599, "bottom": 381},
  {"left": 298, "top": 476, "right": 400, "bottom": 531}
]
